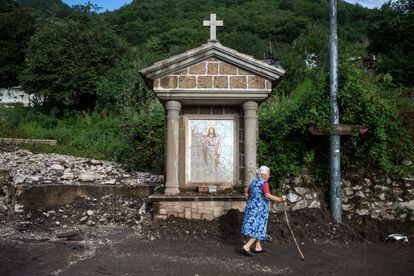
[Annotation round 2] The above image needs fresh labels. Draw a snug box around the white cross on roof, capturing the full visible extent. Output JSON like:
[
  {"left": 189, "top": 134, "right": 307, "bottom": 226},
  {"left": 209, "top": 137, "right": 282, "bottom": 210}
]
[{"left": 203, "top": 14, "right": 223, "bottom": 42}]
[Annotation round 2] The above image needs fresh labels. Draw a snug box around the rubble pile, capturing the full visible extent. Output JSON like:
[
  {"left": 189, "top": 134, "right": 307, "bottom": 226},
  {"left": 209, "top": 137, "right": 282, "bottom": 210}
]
[
  {"left": 0, "top": 150, "right": 163, "bottom": 186},
  {"left": 0, "top": 195, "right": 151, "bottom": 230}
]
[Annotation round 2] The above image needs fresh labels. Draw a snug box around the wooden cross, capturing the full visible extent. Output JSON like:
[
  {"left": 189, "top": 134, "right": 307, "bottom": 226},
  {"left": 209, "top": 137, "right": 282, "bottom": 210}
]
[{"left": 203, "top": 14, "right": 223, "bottom": 42}]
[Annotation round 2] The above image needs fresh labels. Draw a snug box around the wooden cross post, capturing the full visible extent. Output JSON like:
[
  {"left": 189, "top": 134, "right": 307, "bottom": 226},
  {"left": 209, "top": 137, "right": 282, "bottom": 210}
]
[
  {"left": 308, "top": 124, "right": 368, "bottom": 136},
  {"left": 203, "top": 14, "right": 223, "bottom": 42}
]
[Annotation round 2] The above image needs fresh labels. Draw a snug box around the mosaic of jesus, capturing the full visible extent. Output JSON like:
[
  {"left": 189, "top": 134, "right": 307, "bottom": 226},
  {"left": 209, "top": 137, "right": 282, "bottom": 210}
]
[{"left": 186, "top": 119, "right": 235, "bottom": 184}]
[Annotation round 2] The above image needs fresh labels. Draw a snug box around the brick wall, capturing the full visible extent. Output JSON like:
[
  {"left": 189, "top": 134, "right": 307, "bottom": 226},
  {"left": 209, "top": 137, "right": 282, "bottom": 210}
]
[{"left": 154, "top": 59, "right": 271, "bottom": 90}]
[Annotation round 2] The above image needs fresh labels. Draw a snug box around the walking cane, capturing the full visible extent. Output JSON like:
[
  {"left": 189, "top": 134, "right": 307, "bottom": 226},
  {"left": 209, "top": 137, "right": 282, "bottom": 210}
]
[{"left": 280, "top": 183, "right": 305, "bottom": 261}]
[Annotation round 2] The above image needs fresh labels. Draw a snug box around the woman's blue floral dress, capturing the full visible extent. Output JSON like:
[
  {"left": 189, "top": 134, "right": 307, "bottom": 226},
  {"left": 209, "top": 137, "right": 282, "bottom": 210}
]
[{"left": 241, "top": 177, "right": 270, "bottom": 240}]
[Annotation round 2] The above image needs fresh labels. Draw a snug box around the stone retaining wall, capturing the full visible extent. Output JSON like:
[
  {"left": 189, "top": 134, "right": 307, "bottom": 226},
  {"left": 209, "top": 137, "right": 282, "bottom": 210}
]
[
  {"left": 280, "top": 169, "right": 414, "bottom": 221},
  {"left": 151, "top": 195, "right": 245, "bottom": 220}
]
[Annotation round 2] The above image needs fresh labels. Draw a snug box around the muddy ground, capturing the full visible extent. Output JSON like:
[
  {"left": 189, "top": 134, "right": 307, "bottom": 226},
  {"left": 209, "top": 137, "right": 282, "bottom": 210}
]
[{"left": 0, "top": 196, "right": 413, "bottom": 275}]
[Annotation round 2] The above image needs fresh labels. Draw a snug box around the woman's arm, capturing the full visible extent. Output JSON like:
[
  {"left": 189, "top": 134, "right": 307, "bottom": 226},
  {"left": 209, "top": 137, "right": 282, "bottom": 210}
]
[
  {"left": 244, "top": 187, "right": 250, "bottom": 200},
  {"left": 262, "top": 182, "right": 286, "bottom": 202},
  {"left": 265, "top": 193, "right": 286, "bottom": 202}
]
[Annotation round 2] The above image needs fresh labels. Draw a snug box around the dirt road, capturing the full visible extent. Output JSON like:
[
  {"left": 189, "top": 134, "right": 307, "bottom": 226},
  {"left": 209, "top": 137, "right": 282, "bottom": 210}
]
[{"left": 1, "top": 227, "right": 413, "bottom": 276}]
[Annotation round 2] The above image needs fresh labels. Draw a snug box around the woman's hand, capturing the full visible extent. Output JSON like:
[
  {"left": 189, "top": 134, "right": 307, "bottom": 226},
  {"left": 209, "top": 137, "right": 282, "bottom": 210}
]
[{"left": 265, "top": 194, "right": 287, "bottom": 202}]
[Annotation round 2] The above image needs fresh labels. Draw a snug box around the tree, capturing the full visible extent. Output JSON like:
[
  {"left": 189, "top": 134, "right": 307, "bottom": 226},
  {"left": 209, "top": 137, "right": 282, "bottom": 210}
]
[
  {"left": 20, "top": 8, "right": 130, "bottom": 110},
  {"left": 96, "top": 58, "right": 154, "bottom": 112},
  {"left": 368, "top": 0, "right": 414, "bottom": 87},
  {"left": 0, "top": 0, "right": 36, "bottom": 88}
]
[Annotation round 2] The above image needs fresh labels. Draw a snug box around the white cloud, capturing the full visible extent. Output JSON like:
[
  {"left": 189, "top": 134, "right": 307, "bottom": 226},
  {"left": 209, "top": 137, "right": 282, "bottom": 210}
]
[{"left": 344, "top": 0, "right": 390, "bottom": 9}]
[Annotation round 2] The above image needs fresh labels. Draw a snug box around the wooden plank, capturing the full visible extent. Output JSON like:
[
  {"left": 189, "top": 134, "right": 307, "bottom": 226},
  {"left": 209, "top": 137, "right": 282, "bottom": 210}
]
[
  {"left": 0, "top": 138, "right": 57, "bottom": 145},
  {"left": 308, "top": 124, "right": 368, "bottom": 136}
]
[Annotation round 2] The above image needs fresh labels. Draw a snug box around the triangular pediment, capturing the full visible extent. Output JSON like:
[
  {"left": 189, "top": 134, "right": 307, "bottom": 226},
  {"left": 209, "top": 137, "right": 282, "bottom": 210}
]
[{"left": 140, "top": 42, "right": 285, "bottom": 90}]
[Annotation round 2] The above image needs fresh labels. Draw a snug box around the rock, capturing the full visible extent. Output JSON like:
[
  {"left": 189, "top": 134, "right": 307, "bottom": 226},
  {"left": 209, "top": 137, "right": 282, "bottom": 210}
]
[
  {"left": 342, "top": 179, "right": 351, "bottom": 187},
  {"left": 61, "top": 173, "right": 74, "bottom": 180},
  {"left": 355, "top": 191, "right": 365, "bottom": 198},
  {"left": 294, "top": 187, "right": 307, "bottom": 195},
  {"left": 30, "top": 176, "right": 40, "bottom": 182},
  {"left": 94, "top": 172, "right": 107, "bottom": 180},
  {"left": 378, "top": 193, "right": 386, "bottom": 200},
  {"left": 355, "top": 209, "right": 369, "bottom": 216},
  {"left": 87, "top": 159, "right": 103, "bottom": 166},
  {"left": 382, "top": 213, "right": 395, "bottom": 220},
  {"left": 344, "top": 187, "right": 353, "bottom": 196},
  {"left": 80, "top": 216, "right": 88, "bottom": 223},
  {"left": 403, "top": 160, "right": 412, "bottom": 166},
  {"left": 104, "top": 179, "right": 116, "bottom": 185},
  {"left": 292, "top": 199, "right": 307, "bottom": 211},
  {"left": 342, "top": 196, "right": 348, "bottom": 203},
  {"left": 292, "top": 177, "right": 301, "bottom": 185},
  {"left": 63, "top": 168, "right": 72, "bottom": 173},
  {"left": 55, "top": 221, "right": 61, "bottom": 226},
  {"left": 386, "top": 178, "right": 392, "bottom": 185},
  {"left": 14, "top": 204, "right": 24, "bottom": 213},
  {"left": 364, "top": 178, "right": 371, "bottom": 185},
  {"left": 87, "top": 220, "right": 95, "bottom": 226},
  {"left": 308, "top": 200, "right": 320, "bottom": 208},
  {"left": 353, "top": 185, "right": 363, "bottom": 190},
  {"left": 14, "top": 174, "right": 26, "bottom": 184},
  {"left": 50, "top": 164, "right": 65, "bottom": 171},
  {"left": 0, "top": 204, "right": 8, "bottom": 212},
  {"left": 305, "top": 194, "right": 314, "bottom": 200},
  {"left": 14, "top": 149, "right": 32, "bottom": 156},
  {"left": 47, "top": 210, "right": 56, "bottom": 216},
  {"left": 87, "top": 210, "right": 94, "bottom": 216},
  {"left": 399, "top": 213, "right": 408, "bottom": 220},
  {"left": 370, "top": 212, "right": 379, "bottom": 219},
  {"left": 342, "top": 204, "right": 352, "bottom": 211},
  {"left": 287, "top": 192, "right": 300, "bottom": 203},
  {"left": 79, "top": 171, "right": 95, "bottom": 182},
  {"left": 399, "top": 200, "right": 414, "bottom": 210}
]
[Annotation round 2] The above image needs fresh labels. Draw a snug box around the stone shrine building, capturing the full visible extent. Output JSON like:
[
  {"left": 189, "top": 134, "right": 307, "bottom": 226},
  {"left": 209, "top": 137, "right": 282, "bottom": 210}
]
[{"left": 140, "top": 14, "right": 285, "bottom": 219}]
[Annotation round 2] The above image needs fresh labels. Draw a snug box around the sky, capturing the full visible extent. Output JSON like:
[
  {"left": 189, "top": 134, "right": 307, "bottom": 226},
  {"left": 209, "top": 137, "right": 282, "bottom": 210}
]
[
  {"left": 63, "top": 1, "right": 391, "bottom": 12},
  {"left": 63, "top": 0, "right": 133, "bottom": 12}
]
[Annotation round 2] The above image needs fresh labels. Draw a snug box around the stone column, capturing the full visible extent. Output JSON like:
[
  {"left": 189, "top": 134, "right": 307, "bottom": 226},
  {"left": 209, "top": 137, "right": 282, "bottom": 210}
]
[
  {"left": 164, "top": 101, "right": 181, "bottom": 195},
  {"left": 242, "top": 101, "right": 258, "bottom": 187}
]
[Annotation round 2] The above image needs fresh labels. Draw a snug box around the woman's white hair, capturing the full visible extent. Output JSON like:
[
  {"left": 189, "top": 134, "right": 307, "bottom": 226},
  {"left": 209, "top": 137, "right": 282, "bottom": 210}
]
[{"left": 257, "top": 165, "right": 270, "bottom": 175}]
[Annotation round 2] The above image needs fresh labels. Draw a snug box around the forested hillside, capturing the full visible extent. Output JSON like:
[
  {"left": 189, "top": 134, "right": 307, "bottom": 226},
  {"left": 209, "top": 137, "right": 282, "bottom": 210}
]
[
  {"left": 15, "top": 0, "right": 71, "bottom": 16},
  {"left": 105, "top": 0, "right": 372, "bottom": 59},
  {"left": 0, "top": 0, "right": 413, "bottom": 183}
]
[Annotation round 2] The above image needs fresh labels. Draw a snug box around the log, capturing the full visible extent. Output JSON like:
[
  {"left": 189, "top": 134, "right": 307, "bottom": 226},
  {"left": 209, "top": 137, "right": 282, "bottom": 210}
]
[
  {"left": 0, "top": 138, "right": 57, "bottom": 145},
  {"left": 56, "top": 230, "right": 80, "bottom": 239}
]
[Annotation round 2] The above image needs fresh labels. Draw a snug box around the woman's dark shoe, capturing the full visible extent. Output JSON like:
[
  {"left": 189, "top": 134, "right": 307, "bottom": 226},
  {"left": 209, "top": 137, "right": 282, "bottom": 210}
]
[
  {"left": 252, "top": 247, "right": 267, "bottom": 253},
  {"left": 241, "top": 247, "right": 254, "bottom": 257}
]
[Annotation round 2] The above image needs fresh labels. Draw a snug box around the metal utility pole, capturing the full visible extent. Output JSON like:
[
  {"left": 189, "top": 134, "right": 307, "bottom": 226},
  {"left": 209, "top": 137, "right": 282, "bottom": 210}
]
[{"left": 329, "top": 0, "right": 342, "bottom": 223}]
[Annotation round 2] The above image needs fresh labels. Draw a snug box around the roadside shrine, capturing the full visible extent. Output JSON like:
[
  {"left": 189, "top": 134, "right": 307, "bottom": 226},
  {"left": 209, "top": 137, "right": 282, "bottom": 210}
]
[{"left": 140, "top": 14, "right": 286, "bottom": 220}]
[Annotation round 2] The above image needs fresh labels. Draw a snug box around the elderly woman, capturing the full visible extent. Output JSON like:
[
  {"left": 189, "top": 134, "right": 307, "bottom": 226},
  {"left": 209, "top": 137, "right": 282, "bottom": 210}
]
[{"left": 241, "top": 166, "right": 286, "bottom": 257}]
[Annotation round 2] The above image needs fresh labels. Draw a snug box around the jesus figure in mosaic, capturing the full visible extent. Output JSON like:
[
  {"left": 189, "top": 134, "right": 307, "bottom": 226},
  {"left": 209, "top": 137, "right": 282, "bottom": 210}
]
[{"left": 203, "top": 127, "right": 221, "bottom": 166}]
